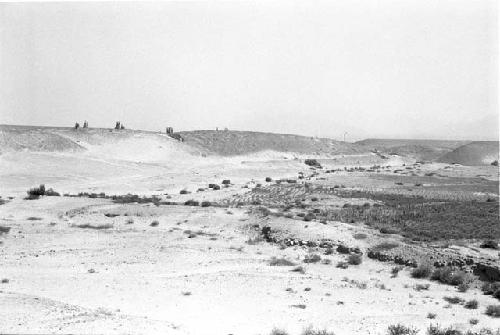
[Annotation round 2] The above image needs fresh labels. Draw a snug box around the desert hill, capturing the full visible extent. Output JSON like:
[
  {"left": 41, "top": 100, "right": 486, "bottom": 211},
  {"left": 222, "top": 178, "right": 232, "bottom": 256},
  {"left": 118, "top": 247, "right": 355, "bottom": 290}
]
[
  {"left": 178, "top": 130, "right": 364, "bottom": 156},
  {"left": 356, "top": 138, "right": 469, "bottom": 161},
  {"left": 0, "top": 125, "right": 367, "bottom": 158},
  {"left": 437, "top": 141, "right": 499, "bottom": 166}
]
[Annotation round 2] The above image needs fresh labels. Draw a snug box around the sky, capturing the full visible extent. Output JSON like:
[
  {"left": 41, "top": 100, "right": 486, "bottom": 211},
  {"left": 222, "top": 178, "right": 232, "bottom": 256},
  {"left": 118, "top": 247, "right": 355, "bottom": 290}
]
[{"left": 0, "top": 0, "right": 498, "bottom": 141}]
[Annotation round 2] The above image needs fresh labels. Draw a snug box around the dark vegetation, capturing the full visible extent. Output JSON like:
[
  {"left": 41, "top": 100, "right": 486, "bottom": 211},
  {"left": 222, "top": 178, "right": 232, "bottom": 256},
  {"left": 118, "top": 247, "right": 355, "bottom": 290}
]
[
  {"left": 328, "top": 190, "right": 499, "bottom": 241},
  {"left": 25, "top": 184, "right": 60, "bottom": 199}
]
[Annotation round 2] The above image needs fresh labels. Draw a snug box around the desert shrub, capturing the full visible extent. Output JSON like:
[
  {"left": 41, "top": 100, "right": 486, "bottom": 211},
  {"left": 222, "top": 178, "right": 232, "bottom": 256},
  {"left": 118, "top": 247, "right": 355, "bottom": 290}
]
[
  {"left": 269, "top": 328, "right": 289, "bottom": 335},
  {"left": 301, "top": 326, "right": 334, "bottom": 335},
  {"left": 303, "top": 213, "right": 316, "bottom": 222},
  {"left": 201, "top": 201, "right": 211, "bottom": 207},
  {"left": 464, "top": 299, "right": 478, "bottom": 309},
  {"left": 391, "top": 266, "right": 403, "bottom": 278},
  {"left": 494, "top": 289, "right": 500, "bottom": 300},
  {"left": 0, "top": 225, "right": 11, "bottom": 234},
  {"left": 44, "top": 188, "right": 60, "bottom": 196},
  {"left": 184, "top": 199, "right": 199, "bottom": 206},
  {"left": 265, "top": 177, "right": 273, "bottom": 182},
  {"left": 336, "top": 261, "right": 349, "bottom": 269},
  {"left": 481, "top": 282, "right": 500, "bottom": 295},
  {"left": 415, "top": 284, "right": 430, "bottom": 291},
  {"left": 74, "top": 223, "right": 113, "bottom": 230},
  {"left": 480, "top": 240, "right": 499, "bottom": 249},
  {"left": 457, "top": 282, "right": 470, "bottom": 293},
  {"left": 427, "top": 325, "right": 462, "bottom": 335},
  {"left": 303, "top": 254, "right": 322, "bottom": 263},
  {"left": 222, "top": 179, "right": 231, "bottom": 185},
  {"left": 150, "top": 220, "right": 159, "bottom": 227},
  {"left": 347, "top": 254, "right": 362, "bottom": 265},
  {"left": 387, "top": 324, "right": 419, "bottom": 335},
  {"left": 492, "top": 160, "right": 498, "bottom": 166},
  {"left": 353, "top": 233, "right": 368, "bottom": 240},
  {"left": 291, "top": 266, "right": 306, "bottom": 274},
  {"left": 269, "top": 257, "right": 296, "bottom": 266},
  {"left": 27, "top": 184, "right": 45, "bottom": 196},
  {"left": 485, "top": 305, "right": 500, "bottom": 317},
  {"left": 179, "top": 189, "right": 189, "bottom": 195},
  {"left": 427, "top": 313, "right": 437, "bottom": 319},
  {"left": 443, "top": 296, "right": 465, "bottom": 305},
  {"left": 304, "top": 159, "right": 322, "bottom": 169},
  {"left": 431, "top": 267, "right": 471, "bottom": 286},
  {"left": 468, "top": 318, "right": 478, "bottom": 325},
  {"left": 380, "top": 227, "right": 400, "bottom": 234},
  {"left": 411, "top": 263, "right": 433, "bottom": 279}
]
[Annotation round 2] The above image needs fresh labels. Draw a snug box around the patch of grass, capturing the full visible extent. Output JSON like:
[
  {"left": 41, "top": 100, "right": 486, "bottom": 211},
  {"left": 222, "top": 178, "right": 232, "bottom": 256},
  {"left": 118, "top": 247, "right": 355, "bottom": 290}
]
[
  {"left": 269, "top": 257, "right": 296, "bottom": 266},
  {"left": 387, "top": 324, "right": 419, "bottom": 335}
]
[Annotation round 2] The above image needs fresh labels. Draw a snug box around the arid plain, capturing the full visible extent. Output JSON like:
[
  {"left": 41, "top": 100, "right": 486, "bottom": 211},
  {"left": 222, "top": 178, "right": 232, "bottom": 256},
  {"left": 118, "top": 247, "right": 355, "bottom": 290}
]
[{"left": 0, "top": 125, "right": 499, "bottom": 335}]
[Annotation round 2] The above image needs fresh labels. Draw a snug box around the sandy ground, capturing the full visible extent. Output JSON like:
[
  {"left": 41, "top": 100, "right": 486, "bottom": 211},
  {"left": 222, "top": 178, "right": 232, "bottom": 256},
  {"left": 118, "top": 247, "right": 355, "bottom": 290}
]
[{"left": 0, "top": 133, "right": 499, "bottom": 334}]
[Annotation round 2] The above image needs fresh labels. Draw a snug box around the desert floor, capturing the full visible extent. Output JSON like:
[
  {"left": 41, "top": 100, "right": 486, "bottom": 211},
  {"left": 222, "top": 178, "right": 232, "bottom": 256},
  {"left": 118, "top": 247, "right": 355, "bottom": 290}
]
[{"left": 0, "top": 135, "right": 499, "bottom": 335}]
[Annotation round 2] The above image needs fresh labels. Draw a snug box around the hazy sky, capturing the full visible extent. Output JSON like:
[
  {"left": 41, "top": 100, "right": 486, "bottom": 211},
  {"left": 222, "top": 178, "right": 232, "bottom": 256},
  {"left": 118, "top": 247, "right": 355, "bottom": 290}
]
[{"left": 1, "top": 0, "right": 498, "bottom": 141}]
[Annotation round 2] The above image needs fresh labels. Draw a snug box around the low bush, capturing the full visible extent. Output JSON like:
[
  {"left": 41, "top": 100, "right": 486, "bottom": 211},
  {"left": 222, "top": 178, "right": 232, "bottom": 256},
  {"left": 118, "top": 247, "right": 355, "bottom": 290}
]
[
  {"left": 380, "top": 227, "right": 400, "bottom": 234},
  {"left": 387, "top": 324, "right": 418, "bottom": 335},
  {"left": 485, "top": 305, "right": 500, "bottom": 317},
  {"left": 269, "top": 328, "right": 289, "bottom": 335},
  {"left": 430, "top": 267, "right": 471, "bottom": 287},
  {"left": 74, "top": 223, "right": 113, "bottom": 230},
  {"left": 464, "top": 299, "right": 478, "bottom": 309},
  {"left": 443, "top": 296, "right": 465, "bottom": 305},
  {"left": 269, "top": 257, "right": 296, "bottom": 266},
  {"left": 150, "top": 220, "right": 159, "bottom": 227},
  {"left": 481, "top": 282, "right": 500, "bottom": 295},
  {"left": 301, "top": 326, "right": 334, "bottom": 335},
  {"left": 201, "top": 201, "right": 211, "bottom": 207},
  {"left": 303, "top": 254, "right": 321, "bottom": 264},
  {"left": 347, "top": 254, "right": 362, "bottom": 265},
  {"left": 480, "top": 240, "right": 499, "bottom": 249},
  {"left": 411, "top": 263, "right": 433, "bottom": 279},
  {"left": 184, "top": 199, "right": 199, "bottom": 206}
]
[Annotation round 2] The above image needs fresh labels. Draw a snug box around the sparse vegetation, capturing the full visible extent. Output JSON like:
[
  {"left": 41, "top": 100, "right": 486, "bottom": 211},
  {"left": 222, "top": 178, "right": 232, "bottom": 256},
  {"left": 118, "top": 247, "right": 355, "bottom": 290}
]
[
  {"left": 485, "top": 305, "right": 500, "bottom": 317},
  {"left": 74, "top": 223, "right": 113, "bottom": 230},
  {"left": 303, "top": 254, "right": 321, "bottom": 264},
  {"left": 347, "top": 254, "right": 362, "bottom": 265},
  {"left": 269, "top": 257, "right": 296, "bottom": 266},
  {"left": 301, "top": 326, "right": 335, "bottom": 335},
  {"left": 411, "top": 263, "right": 433, "bottom": 279},
  {"left": 387, "top": 324, "right": 419, "bottom": 335},
  {"left": 464, "top": 299, "right": 478, "bottom": 309}
]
